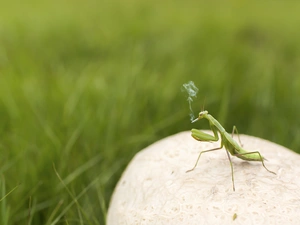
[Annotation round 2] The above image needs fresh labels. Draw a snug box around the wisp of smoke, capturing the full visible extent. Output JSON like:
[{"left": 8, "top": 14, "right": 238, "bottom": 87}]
[{"left": 181, "top": 81, "right": 199, "bottom": 121}]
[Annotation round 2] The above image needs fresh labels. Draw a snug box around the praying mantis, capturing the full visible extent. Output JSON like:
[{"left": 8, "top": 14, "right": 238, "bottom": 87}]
[{"left": 186, "top": 110, "right": 276, "bottom": 191}]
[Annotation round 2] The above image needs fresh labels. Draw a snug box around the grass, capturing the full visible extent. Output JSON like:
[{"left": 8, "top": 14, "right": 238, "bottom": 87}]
[{"left": 0, "top": 0, "right": 300, "bottom": 224}]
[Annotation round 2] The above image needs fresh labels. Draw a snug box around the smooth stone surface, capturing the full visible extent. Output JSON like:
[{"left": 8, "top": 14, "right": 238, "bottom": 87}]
[{"left": 107, "top": 131, "right": 300, "bottom": 225}]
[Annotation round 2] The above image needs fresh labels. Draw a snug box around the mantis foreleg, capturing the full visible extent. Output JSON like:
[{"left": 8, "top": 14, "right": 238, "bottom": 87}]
[
  {"left": 234, "top": 151, "right": 276, "bottom": 175},
  {"left": 191, "top": 129, "right": 219, "bottom": 142},
  {"left": 189, "top": 126, "right": 221, "bottom": 172}
]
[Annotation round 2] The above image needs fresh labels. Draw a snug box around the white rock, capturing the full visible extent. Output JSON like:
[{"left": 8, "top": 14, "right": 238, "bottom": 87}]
[{"left": 107, "top": 131, "right": 300, "bottom": 225}]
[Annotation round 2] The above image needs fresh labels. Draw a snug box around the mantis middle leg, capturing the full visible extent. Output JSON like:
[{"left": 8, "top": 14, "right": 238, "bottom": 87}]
[
  {"left": 186, "top": 146, "right": 224, "bottom": 173},
  {"left": 186, "top": 146, "right": 236, "bottom": 191},
  {"left": 224, "top": 148, "right": 235, "bottom": 191},
  {"left": 189, "top": 127, "right": 222, "bottom": 172},
  {"left": 231, "top": 126, "right": 243, "bottom": 147}
]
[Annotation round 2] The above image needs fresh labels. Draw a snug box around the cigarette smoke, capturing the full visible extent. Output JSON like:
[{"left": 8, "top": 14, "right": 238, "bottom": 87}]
[{"left": 182, "top": 81, "right": 199, "bottom": 121}]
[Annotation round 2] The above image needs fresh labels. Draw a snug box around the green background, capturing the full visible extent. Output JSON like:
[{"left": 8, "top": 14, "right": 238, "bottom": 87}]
[{"left": 1, "top": 0, "right": 300, "bottom": 224}]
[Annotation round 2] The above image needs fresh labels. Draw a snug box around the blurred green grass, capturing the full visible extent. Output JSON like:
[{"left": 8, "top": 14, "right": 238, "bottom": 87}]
[{"left": 1, "top": 0, "right": 300, "bottom": 224}]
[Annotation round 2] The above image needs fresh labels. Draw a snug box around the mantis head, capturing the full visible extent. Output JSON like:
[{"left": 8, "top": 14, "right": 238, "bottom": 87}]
[{"left": 191, "top": 110, "right": 208, "bottom": 123}]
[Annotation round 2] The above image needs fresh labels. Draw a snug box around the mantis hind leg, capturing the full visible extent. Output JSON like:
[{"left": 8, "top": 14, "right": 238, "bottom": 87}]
[
  {"left": 232, "top": 126, "right": 243, "bottom": 147},
  {"left": 234, "top": 151, "right": 276, "bottom": 175},
  {"left": 186, "top": 146, "right": 223, "bottom": 173}
]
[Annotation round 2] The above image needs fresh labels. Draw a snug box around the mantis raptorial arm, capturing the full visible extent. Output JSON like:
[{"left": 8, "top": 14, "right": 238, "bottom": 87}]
[{"left": 191, "top": 129, "right": 219, "bottom": 142}]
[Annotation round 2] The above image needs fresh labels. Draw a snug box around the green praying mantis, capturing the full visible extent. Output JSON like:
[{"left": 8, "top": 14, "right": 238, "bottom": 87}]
[{"left": 186, "top": 110, "right": 276, "bottom": 191}]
